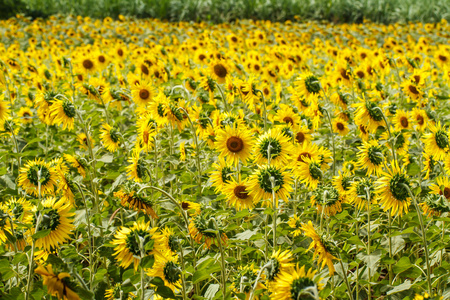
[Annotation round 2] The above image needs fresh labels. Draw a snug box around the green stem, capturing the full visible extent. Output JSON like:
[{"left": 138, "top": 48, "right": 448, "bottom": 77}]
[
  {"left": 403, "top": 184, "right": 432, "bottom": 294},
  {"left": 256, "top": 90, "right": 267, "bottom": 131},
  {"left": 212, "top": 218, "right": 227, "bottom": 300},
  {"left": 338, "top": 255, "right": 354, "bottom": 300},
  {"left": 178, "top": 246, "right": 188, "bottom": 300},
  {"left": 365, "top": 187, "right": 372, "bottom": 299},
  {"left": 323, "top": 109, "right": 336, "bottom": 177},
  {"left": 388, "top": 212, "right": 393, "bottom": 285},
  {"left": 216, "top": 82, "right": 229, "bottom": 112},
  {"left": 374, "top": 107, "right": 396, "bottom": 162}
]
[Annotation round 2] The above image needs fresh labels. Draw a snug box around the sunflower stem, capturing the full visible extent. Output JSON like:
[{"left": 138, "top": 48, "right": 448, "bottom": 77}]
[
  {"left": 270, "top": 177, "right": 277, "bottom": 250},
  {"left": 387, "top": 211, "right": 393, "bottom": 285},
  {"left": 212, "top": 218, "right": 227, "bottom": 300},
  {"left": 216, "top": 82, "right": 229, "bottom": 113},
  {"left": 365, "top": 187, "right": 372, "bottom": 299},
  {"left": 374, "top": 107, "right": 396, "bottom": 162},
  {"left": 402, "top": 183, "right": 432, "bottom": 294},
  {"left": 73, "top": 181, "right": 94, "bottom": 291},
  {"left": 248, "top": 262, "right": 271, "bottom": 300},
  {"left": 323, "top": 109, "right": 336, "bottom": 177},
  {"left": 180, "top": 108, "right": 202, "bottom": 197},
  {"left": 338, "top": 254, "right": 354, "bottom": 300},
  {"left": 256, "top": 89, "right": 267, "bottom": 131},
  {"left": 178, "top": 246, "right": 188, "bottom": 300}
]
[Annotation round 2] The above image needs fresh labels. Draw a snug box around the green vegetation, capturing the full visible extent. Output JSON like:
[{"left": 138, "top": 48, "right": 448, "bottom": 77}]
[{"left": 3, "top": 0, "right": 450, "bottom": 23}]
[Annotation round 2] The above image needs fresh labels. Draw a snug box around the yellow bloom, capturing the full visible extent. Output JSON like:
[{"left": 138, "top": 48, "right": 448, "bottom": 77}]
[
  {"left": 146, "top": 252, "right": 182, "bottom": 293},
  {"left": 222, "top": 177, "right": 256, "bottom": 211},
  {"left": 35, "top": 264, "right": 80, "bottom": 300},
  {"left": 253, "top": 128, "right": 294, "bottom": 167},
  {"left": 271, "top": 265, "right": 321, "bottom": 300},
  {"left": 215, "top": 125, "right": 254, "bottom": 166},
  {"left": 18, "top": 159, "right": 58, "bottom": 197},
  {"left": 422, "top": 121, "right": 449, "bottom": 161},
  {"left": 100, "top": 123, "right": 121, "bottom": 152},
  {"left": 356, "top": 140, "right": 384, "bottom": 176}
]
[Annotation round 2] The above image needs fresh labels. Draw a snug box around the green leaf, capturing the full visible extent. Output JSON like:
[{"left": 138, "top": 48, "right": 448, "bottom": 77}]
[
  {"left": 12, "top": 253, "right": 27, "bottom": 265},
  {"left": 234, "top": 230, "right": 257, "bottom": 241},
  {"left": 205, "top": 284, "right": 220, "bottom": 299},
  {"left": 393, "top": 256, "right": 412, "bottom": 274},
  {"left": 156, "top": 285, "right": 176, "bottom": 299},
  {"left": 193, "top": 264, "right": 222, "bottom": 284},
  {"left": 141, "top": 256, "right": 155, "bottom": 269},
  {"left": 32, "top": 229, "right": 51, "bottom": 239},
  {"left": 387, "top": 280, "right": 412, "bottom": 295}
]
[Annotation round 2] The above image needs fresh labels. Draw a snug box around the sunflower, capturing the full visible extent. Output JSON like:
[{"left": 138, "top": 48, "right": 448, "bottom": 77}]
[
  {"left": 253, "top": 128, "right": 294, "bottom": 166},
  {"left": 412, "top": 108, "right": 428, "bottom": 131},
  {"left": 0, "top": 96, "right": 10, "bottom": 123},
  {"left": 180, "top": 200, "right": 201, "bottom": 215},
  {"left": 0, "top": 209, "right": 12, "bottom": 244},
  {"left": 147, "top": 252, "right": 182, "bottom": 293},
  {"left": 115, "top": 190, "right": 158, "bottom": 219},
  {"left": 310, "top": 184, "right": 342, "bottom": 217},
  {"left": 49, "top": 99, "right": 76, "bottom": 130},
  {"left": 332, "top": 171, "right": 352, "bottom": 201},
  {"left": 35, "top": 264, "right": 80, "bottom": 300},
  {"left": 209, "top": 60, "right": 230, "bottom": 84},
  {"left": 210, "top": 158, "right": 234, "bottom": 192},
  {"left": 76, "top": 55, "right": 97, "bottom": 75},
  {"left": 295, "top": 72, "right": 321, "bottom": 100},
  {"left": 423, "top": 121, "right": 449, "bottom": 161},
  {"left": 353, "top": 98, "right": 384, "bottom": 133},
  {"left": 104, "top": 283, "right": 136, "bottom": 300},
  {"left": 358, "top": 124, "right": 370, "bottom": 141},
  {"left": 148, "top": 92, "right": 169, "bottom": 126},
  {"left": 401, "top": 80, "right": 423, "bottom": 101},
  {"left": 332, "top": 118, "right": 349, "bottom": 136},
  {"left": 30, "top": 197, "right": 75, "bottom": 251},
  {"left": 100, "top": 123, "right": 121, "bottom": 152},
  {"left": 76, "top": 133, "right": 95, "bottom": 150},
  {"left": 136, "top": 113, "right": 157, "bottom": 152},
  {"left": 271, "top": 265, "right": 322, "bottom": 300},
  {"left": 265, "top": 249, "right": 295, "bottom": 290},
  {"left": 392, "top": 110, "right": 412, "bottom": 131},
  {"left": 215, "top": 125, "right": 254, "bottom": 166},
  {"left": 131, "top": 80, "right": 155, "bottom": 107},
  {"left": 419, "top": 194, "right": 450, "bottom": 217},
  {"left": 381, "top": 127, "right": 411, "bottom": 157},
  {"left": 356, "top": 140, "right": 384, "bottom": 176},
  {"left": 238, "top": 75, "right": 260, "bottom": 107},
  {"left": 4, "top": 197, "right": 33, "bottom": 223},
  {"left": 161, "top": 227, "right": 179, "bottom": 254},
  {"left": 18, "top": 159, "right": 58, "bottom": 197},
  {"left": 301, "top": 221, "right": 338, "bottom": 275},
  {"left": 376, "top": 160, "right": 411, "bottom": 216},
  {"left": 273, "top": 104, "right": 300, "bottom": 128},
  {"left": 18, "top": 106, "right": 33, "bottom": 124},
  {"left": 423, "top": 152, "right": 437, "bottom": 180},
  {"left": 293, "top": 156, "right": 322, "bottom": 190},
  {"left": 112, "top": 220, "right": 166, "bottom": 271},
  {"left": 231, "top": 264, "right": 265, "bottom": 297},
  {"left": 55, "top": 164, "right": 76, "bottom": 206},
  {"left": 248, "top": 165, "right": 293, "bottom": 207},
  {"left": 348, "top": 178, "right": 377, "bottom": 211},
  {"left": 293, "top": 126, "right": 312, "bottom": 144},
  {"left": 179, "top": 142, "right": 186, "bottom": 161},
  {"left": 330, "top": 91, "right": 350, "bottom": 110},
  {"left": 126, "top": 150, "right": 147, "bottom": 182},
  {"left": 166, "top": 100, "right": 188, "bottom": 131},
  {"left": 64, "top": 154, "right": 86, "bottom": 178},
  {"left": 429, "top": 176, "right": 450, "bottom": 200},
  {"left": 222, "top": 177, "right": 256, "bottom": 211},
  {"left": 188, "top": 214, "right": 228, "bottom": 249}
]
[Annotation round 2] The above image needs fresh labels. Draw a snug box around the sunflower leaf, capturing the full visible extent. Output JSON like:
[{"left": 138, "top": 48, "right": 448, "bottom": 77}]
[{"left": 32, "top": 229, "right": 51, "bottom": 239}]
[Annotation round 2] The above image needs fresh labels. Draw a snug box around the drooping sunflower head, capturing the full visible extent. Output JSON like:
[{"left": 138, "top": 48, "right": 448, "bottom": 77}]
[
  {"left": 294, "top": 156, "right": 322, "bottom": 190},
  {"left": 49, "top": 99, "right": 76, "bottom": 131},
  {"left": 296, "top": 72, "right": 321, "bottom": 99},
  {"left": 210, "top": 158, "right": 234, "bottom": 192},
  {"left": 147, "top": 252, "right": 182, "bottom": 292},
  {"left": 420, "top": 194, "right": 450, "bottom": 217},
  {"left": 231, "top": 264, "right": 264, "bottom": 295},
  {"left": 35, "top": 264, "right": 81, "bottom": 300},
  {"left": 188, "top": 214, "right": 228, "bottom": 249},
  {"left": 348, "top": 178, "right": 377, "bottom": 211},
  {"left": 115, "top": 189, "right": 158, "bottom": 219},
  {"left": 104, "top": 283, "right": 135, "bottom": 300},
  {"left": 423, "top": 122, "right": 449, "bottom": 161},
  {"left": 287, "top": 214, "right": 303, "bottom": 237},
  {"left": 100, "top": 123, "right": 121, "bottom": 152},
  {"left": 356, "top": 140, "right": 384, "bottom": 176},
  {"left": 266, "top": 249, "right": 294, "bottom": 283},
  {"left": 332, "top": 171, "right": 353, "bottom": 200}
]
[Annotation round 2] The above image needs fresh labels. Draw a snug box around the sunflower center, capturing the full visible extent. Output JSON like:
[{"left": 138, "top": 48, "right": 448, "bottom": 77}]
[
  {"left": 365, "top": 101, "right": 383, "bottom": 122},
  {"left": 368, "top": 146, "right": 383, "bottom": 165},
  {"left": 413, "top": 75, "right": 421, "bottom": 83},
  {"left": 416, "top": 115, "right": 424, "bottom": 125},
  {"left": 304, "top": 75, "right": 321, "bottom": 94},
  {"left": 440, "top": 187, "right": 450, "bottom": 199},
  {"left": 296, "top": 132, "right": 305, "bottom": 143},
  {"left": 23, "top": 112, "right": 31, "bottom": 119},
  {"left": 435, "top": 130, "right": 449, "bottom": 149},
  {"left": 98, "top": 55, "right": 106, "bottom": 63},
  {"left": 408, "top": 84, "right": 419, "bottom": 95},
  {"left": 336, "top": 122, "right": 344, "bottom": 131},
  {"left": 82, "top": 59, "right": 94, "bottom": 70},
  {"left": 290, "top": 277, "right": 316, "bottom": 300},
  {"left": 163, "top": 261, "right": 181, "bottom": 284},
  {"left": 359, "top": 124, "right": 367, "bottom": 134},
  {"left": 141, "top": 64, "right": 149, "bottom": 75},
  {"left": 283, "top": 116, "right": 294, "bottom": 125},
  {"left": 27, "top": 164, "right": 51, "bottom": 186},
  {"left": 221, "top": 166, "right": 233, "bottom": 184},
  {"left": 438, "top": 55, "right": 448, "bottom": 62},
  {"left": 126, "top": 229, "right": 151, "bottom": 255},
  {"left": 309, "top": 162, "right": 322, "bottom": 181},
  {"left": 259, "top": 137, "right": 282, "bottom": 161},
  {"left": 233, "top": 185, "right": 249, "bottom": 199},
  {"left": 62, "top": 101, "right": 76, "bottom": 118},
  {"left": 37, "top": 209, "right": 60, "bottom": 232},
  {"left": 213, "top": 64, "right": 228, "bottom": 78},
  {"left": 117, "top": 49, "right": 124, "bottom": 57},
  {"left": 340, "top": 68, "right": 350, "bottom": 80},
  {"left": 139, "top": 89, "right": 150, "bottom": 100},
  {"left": 226, "top": 136, "right": 244, "bottom": 153},
  {"left": 356, "top": 71, "right": 365, "bottom": 78},
  {"left": 389, "top": 174, "right": 410, "bottom": 201},
  {"left": 297, "top": 152, "right": 311, "bottom": 163},
  {"left": 257, "top": 167, "right": 285, "bottom": 193}
]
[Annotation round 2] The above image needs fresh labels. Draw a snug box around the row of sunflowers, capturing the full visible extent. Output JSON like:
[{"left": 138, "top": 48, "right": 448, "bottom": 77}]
[{"left": 0, "top": 14, "right": 450, "bottom": 300}]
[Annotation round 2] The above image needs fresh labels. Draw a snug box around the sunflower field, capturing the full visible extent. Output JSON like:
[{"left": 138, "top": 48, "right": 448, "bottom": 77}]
[{"left": 0, "top": 14, "right": 450, "bottom": 300}]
